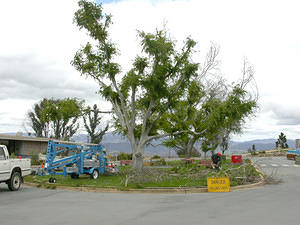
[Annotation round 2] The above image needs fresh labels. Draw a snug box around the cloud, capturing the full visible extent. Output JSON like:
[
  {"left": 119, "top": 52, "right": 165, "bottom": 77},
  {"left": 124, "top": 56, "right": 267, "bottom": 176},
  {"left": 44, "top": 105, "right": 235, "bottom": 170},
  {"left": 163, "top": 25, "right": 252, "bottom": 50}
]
[
  {"left": 270, "top": 106, "right": 300, "bottom": 126},
  {"left": 0, "top": 0, "right": 300, "bottom": 141},
  {"left": 0, "top": 54, "right": 100, "bottom": 101}
]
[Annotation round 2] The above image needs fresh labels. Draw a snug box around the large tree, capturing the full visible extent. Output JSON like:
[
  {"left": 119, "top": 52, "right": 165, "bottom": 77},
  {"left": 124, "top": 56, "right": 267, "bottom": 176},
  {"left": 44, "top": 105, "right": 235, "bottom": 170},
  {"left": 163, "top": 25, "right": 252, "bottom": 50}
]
[
  {"left": 83, "top": 104, "right": 109, "bottom": 144},
  {"left": 27, "top": 98, "right": 83, "bottom": 140},
  {"left": 72, "top": 0, "right": 202, "bottom": 170}
]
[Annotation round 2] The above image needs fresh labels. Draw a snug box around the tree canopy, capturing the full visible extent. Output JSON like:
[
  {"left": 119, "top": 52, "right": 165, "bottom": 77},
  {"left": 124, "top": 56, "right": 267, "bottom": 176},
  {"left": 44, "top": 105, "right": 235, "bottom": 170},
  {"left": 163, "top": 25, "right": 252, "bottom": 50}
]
[
  {"left": 83, "top": 104, "right": 109, "bottom": 144},
  {"left": 72, "top": 0, "right": 203, "bottom": 169},
  {"left": 27, "top": 98, "right": 83, "bottom": 140},
  {"left": 72, "top": 0, "right": 258, "bottom": 168},
  {"left": 276, "top": 132, "right": 289, "bottom": 149},
  {"left": 162, "top": 65, "right": 257, "bottom": 158}
]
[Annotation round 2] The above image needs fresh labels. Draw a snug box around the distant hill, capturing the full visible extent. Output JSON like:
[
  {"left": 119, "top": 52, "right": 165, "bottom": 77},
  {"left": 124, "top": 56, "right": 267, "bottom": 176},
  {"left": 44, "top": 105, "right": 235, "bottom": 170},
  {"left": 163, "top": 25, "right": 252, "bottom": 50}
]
[
  {"left": 229, "top": 139, "right": 295, "bottom": 152},
  {"left": 2, "top": 132, "right": 296, "bottom": 156},
  {"left": 72, "top": 133, "right": 297, "bottom": 156}
]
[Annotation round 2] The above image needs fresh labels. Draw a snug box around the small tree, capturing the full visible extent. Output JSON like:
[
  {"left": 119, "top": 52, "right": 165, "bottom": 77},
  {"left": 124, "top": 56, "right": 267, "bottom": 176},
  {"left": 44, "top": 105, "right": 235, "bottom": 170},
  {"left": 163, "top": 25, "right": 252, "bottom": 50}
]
[
  {"left": 162, "top": 59, "right": 257, "bottom": 158},
  {"left": 252, "top": 144, "right": 256, "bottom": 153},
  {"left": 83, "top": 104, "right": 109, "bottom": 144},
  {"left": 276, "top": 132, "right": 289, "bottom": 149}
]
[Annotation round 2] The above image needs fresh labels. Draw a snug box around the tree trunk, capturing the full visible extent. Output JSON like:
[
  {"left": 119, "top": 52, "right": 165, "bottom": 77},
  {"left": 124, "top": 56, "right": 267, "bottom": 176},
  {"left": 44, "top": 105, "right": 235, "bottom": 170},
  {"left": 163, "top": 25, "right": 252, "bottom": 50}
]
[
  {"left": 132, "top": 144, "right": 144, "bottom": 171},
  {"left": 186, "top": 138, "right": 196, "bottom": 158}
]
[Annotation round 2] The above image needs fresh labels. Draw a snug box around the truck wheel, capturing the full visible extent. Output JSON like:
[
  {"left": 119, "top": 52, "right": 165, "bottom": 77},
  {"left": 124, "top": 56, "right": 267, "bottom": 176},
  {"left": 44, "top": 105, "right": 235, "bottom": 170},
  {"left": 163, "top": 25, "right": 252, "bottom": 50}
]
[
  {"left": 49, "top": 178, "right": 56, "bottom": 183},
  {"left": 8, "top": 172, "right": 22, "bottom": 191},
  {"left": 91, "top": 169, "right": 99, "bottom": 179},
  {"left": 71, "top": 173, "right": 79, "bottom": 179}
]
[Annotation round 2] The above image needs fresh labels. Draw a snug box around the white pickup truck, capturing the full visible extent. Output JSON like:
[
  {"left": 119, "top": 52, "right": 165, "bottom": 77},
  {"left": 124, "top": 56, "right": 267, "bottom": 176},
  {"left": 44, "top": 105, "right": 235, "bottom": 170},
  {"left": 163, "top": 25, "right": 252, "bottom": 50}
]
[{"left": 0, "top": 145, "right": 31, "bottom": 191}]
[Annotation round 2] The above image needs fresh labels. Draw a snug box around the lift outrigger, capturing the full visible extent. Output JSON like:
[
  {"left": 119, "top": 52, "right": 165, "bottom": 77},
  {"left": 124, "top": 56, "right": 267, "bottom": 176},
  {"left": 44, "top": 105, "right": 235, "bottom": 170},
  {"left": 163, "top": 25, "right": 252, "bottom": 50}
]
[{"left": 38, "top": 140, "right": 108, "bottom": 182}]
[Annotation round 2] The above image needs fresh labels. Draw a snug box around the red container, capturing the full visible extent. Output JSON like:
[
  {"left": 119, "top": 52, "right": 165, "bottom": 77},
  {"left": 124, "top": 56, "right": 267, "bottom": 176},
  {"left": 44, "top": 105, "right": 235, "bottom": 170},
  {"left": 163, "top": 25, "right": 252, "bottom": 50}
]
[{"left": 232, "top": 155, "right": 242, "bottom": 164}]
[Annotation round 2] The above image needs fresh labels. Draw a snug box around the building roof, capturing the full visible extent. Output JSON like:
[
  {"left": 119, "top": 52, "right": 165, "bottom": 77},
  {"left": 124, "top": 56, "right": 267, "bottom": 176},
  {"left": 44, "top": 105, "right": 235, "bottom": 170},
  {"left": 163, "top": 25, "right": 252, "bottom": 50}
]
[
  {"left": 0, "top": 134, "right": 49, "bottom": 142},
  {"left": 0, "top": 134, "right": 97, "bottom": 146}
]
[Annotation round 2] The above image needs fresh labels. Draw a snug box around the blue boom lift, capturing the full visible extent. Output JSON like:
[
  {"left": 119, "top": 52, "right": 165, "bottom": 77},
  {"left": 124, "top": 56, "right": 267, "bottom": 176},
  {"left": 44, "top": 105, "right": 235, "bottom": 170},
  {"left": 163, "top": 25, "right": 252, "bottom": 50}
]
[{"left": 38, "top": 140, "right": 107, "bottom": 182}]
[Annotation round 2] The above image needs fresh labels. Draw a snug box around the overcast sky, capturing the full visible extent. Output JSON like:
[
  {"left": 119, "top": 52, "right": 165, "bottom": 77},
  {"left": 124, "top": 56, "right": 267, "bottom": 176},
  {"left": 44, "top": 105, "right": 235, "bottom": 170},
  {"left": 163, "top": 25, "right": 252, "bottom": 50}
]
[{"left": 0, "top": 0, "right": 300, "bottom": 141}]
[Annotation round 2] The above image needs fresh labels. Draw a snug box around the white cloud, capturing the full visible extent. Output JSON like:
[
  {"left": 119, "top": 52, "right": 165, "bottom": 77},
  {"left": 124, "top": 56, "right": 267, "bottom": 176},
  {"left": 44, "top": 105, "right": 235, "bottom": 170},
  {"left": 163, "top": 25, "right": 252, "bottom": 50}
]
[{"left": 0, "top": 0, "right": 300, "bottom": 140}]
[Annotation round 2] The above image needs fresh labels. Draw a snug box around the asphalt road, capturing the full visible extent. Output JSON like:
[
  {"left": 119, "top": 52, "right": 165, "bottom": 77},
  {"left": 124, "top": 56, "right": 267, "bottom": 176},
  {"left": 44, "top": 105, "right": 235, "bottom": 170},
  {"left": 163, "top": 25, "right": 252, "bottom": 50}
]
[{"left": 1, "top": 156, "right": 300, "bottom": 225}]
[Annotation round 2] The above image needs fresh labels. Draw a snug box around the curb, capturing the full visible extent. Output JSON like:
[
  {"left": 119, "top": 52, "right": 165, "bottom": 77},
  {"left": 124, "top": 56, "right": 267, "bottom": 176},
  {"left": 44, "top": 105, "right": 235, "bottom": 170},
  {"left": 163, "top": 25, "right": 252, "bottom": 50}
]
[{"left": 24, "top": 178, "right": 265, "bottom": 194}]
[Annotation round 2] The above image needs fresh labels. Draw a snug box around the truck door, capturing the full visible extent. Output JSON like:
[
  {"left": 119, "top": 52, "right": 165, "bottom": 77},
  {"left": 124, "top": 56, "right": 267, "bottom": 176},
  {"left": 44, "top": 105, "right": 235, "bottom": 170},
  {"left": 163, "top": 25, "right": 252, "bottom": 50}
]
[{"left": 0, "top": 146, "right": 10, "bottom": 181}]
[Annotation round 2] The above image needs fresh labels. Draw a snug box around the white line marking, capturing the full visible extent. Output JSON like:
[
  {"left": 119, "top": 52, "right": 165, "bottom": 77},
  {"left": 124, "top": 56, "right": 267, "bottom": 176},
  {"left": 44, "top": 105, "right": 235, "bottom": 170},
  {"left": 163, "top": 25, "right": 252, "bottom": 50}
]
[
  {"left": 271, "top": 164, "right": 278, "bottom": 167},
  {"left": 294, "top": 165, "right": 300, "bottom": 167},
  {"left": 260, "top": 164, "right": 266, "bottom": 167},
  {"left": 282, "top": 164, "right": 289, "bottom": 167}
]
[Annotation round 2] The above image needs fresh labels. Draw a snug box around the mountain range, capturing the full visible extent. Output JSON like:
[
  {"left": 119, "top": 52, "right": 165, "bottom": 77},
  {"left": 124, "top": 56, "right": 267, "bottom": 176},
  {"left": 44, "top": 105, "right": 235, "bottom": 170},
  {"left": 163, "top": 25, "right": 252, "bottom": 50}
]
[
  {"left": 2, "top": 132, "right": 296, "bottom": 156},
  {"left": 71, "top": 133, "right": 297, "bottom": 156}
]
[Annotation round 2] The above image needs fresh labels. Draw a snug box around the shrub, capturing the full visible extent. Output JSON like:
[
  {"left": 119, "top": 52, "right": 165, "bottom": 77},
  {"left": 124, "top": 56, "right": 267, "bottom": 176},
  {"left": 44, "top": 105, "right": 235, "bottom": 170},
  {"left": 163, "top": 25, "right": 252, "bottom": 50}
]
[
  {"left": 152, "top": 158, "right": 166, "bottom": 166},
  {"left": 151, "top": 155, "right": 161, "bottom": 159},
  {"left": 117, "top": 152, "right": 132, "bottom": 160},
  {"left": 10, "top": 153, "right": 17, "bottom": 159},
  {"left": 31, "top": 152, "right": 41, "bottom": 165}
]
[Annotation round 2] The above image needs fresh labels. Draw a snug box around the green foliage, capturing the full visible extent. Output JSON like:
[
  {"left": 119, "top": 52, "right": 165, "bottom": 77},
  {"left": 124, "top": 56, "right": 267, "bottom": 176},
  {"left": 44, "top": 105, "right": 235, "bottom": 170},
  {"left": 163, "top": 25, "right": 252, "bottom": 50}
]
[
  {"left": 10, "top": 153, "right": 17, "bottom": 159},
  {"left": 72, "top": 0, "right": 202, "bottom": 170},
  {"left": 151, "top": 155, "right": 161, "bottom": 159},
  {"left": 276, "top": 132, "right": 289, "bottom": 149},
  {"left": 117, "top": 152, "right": 132, "bottom": 160},
  {"left": 162, "top": 59, "right": 257, "bottom": 158},
  {"left": 83, "top": 104, "right": 109, "bottom": 144},
  {"left": 27, "top": 98, "right": 51, "bottom": 137},
  {"left": 153, "top": 158, "right": 166, "bottom": 166},
  {"left": 25, "top": 158, "right": 261, "bottom": 188},
  {"left": 31, "top": 152, "right": 41, "bottom": 165},
  {"left": 28, "top": 98, "right": 83, "bottom": 140}
]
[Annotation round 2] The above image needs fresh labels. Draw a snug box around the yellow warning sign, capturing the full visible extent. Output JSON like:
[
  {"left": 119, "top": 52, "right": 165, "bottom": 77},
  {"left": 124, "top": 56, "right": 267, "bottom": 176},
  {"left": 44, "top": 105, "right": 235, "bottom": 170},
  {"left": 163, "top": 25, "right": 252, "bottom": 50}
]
[{"left": 207, "top": 177, "right": 230, "bottom": 192}]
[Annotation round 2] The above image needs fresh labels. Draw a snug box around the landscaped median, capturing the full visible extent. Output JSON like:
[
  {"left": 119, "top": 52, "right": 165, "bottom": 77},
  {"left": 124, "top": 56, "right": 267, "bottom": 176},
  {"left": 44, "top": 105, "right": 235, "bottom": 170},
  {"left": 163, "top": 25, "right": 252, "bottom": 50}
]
[{"left": 24, "top": 158, "right": 264, "bottom": 193}]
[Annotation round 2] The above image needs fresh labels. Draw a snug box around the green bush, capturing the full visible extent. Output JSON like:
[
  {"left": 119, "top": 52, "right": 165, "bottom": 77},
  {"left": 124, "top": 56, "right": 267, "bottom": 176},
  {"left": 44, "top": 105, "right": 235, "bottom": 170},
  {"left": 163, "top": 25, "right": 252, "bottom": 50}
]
[
  {"left": 153, "top": 158, "right": 166, "bottom": 166},
  {"left": 117, "top": 152, "right": 132, "bottom": 160},
  {"left": 151, "top": 155, "right": 161, "bottom": 159},
  {"left": 10, "top": 153, "right": 17, "bottom": 159},
  {"left": 31, "top": 152, "right": 41, "bottom": 165}
]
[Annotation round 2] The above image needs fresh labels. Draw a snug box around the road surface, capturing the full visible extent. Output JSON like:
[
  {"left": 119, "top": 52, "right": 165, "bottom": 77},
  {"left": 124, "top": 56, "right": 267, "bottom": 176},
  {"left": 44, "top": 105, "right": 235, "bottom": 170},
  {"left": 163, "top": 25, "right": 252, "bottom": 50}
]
[{"left": 1, "top": 156, "right": 299, "bottom": 225}]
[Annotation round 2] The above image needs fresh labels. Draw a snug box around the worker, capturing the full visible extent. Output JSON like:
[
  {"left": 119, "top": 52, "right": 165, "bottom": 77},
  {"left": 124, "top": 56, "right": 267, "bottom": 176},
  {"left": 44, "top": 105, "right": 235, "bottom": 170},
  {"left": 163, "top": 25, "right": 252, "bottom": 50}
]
[{"left": 211, "top": 152, "right": 222, "bottom": 170}]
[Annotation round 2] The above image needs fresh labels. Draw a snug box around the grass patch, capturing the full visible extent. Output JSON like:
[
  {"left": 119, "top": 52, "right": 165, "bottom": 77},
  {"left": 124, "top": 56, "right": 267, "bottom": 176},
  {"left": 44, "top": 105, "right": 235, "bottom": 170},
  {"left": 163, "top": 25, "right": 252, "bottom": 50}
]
[{"left": 25, "top": 160, "right": 261, "bottom": 189}]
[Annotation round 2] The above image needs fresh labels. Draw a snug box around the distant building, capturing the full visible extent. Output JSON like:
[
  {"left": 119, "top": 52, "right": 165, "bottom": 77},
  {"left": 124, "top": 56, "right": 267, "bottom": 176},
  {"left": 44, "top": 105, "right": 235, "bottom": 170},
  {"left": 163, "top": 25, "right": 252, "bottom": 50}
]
[
  {"left": 0, "top": 134, "right": 49, "bottom": 156},
  {"left": 0, "top": 134, "right": 96, "bottom": 156}
]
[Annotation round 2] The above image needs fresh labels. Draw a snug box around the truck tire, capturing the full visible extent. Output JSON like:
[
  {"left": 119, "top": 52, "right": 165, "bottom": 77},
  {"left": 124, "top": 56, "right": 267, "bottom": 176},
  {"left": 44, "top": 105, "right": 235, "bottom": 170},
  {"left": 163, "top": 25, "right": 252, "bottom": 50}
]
[
  {"left": 71, "top": 173, "right": 79, "bottom": 179},
  {"left": 91, "top": 169, "right": 99, "bottom": 179},
  {"left": 8, "top": 172, "right": 22, "bottom": 191},
  {"left": 49, "top": 177, "right": 57, "bottom": 183}
]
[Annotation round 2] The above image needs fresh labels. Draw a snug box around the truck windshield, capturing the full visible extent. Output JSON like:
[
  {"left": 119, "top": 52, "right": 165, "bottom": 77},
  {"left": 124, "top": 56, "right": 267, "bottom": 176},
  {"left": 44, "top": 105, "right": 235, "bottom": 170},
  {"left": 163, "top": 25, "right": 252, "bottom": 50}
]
[{"left": 0, "top": 147, "right": 5, "bottom": 160}]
